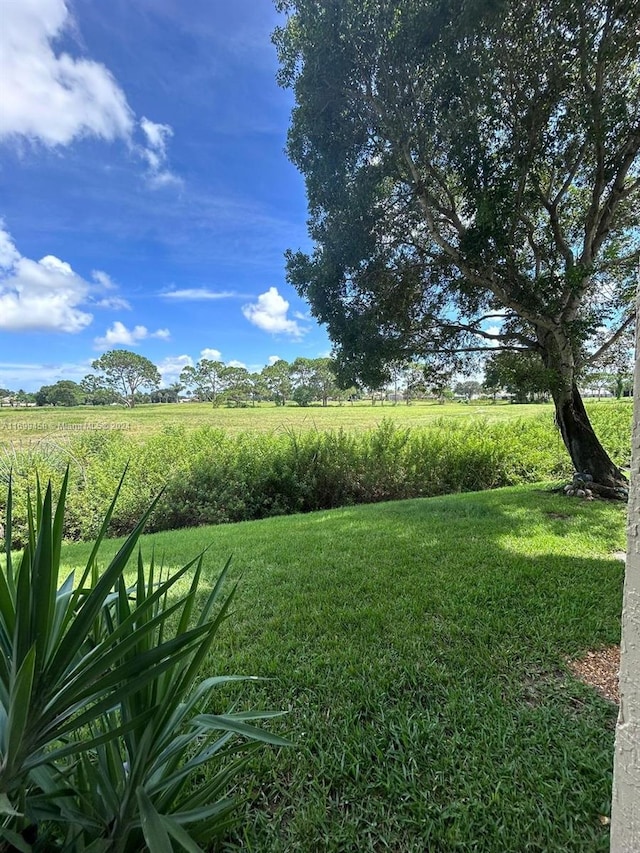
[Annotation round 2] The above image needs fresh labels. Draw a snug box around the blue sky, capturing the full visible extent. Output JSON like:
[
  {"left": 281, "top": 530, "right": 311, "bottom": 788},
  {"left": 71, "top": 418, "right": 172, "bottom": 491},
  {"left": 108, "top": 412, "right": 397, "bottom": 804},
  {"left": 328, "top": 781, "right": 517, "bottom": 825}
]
[{"left": 0, "top": 0, "right": 330, "bottom": 391}]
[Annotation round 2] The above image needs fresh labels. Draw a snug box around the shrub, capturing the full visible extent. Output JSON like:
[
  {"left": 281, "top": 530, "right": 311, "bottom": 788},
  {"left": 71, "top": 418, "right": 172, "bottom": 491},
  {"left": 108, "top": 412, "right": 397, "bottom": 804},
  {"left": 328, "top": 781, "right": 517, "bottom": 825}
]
[
  {"left": 155, "top": 417, "right": 571, "bottom": 530},
  {"left": 0, "top": 471, "right": 288, "bottom": 851}
]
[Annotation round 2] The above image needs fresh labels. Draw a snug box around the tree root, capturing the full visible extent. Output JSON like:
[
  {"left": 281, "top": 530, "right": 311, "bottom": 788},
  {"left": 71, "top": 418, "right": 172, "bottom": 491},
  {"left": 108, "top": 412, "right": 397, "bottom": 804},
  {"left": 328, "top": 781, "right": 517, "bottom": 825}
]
[
  {"left": 549, "top": 479, "right": 629, "bottom": 501},
  {"left": 588, "top": 481, "right": 629, "bottom": 501}
]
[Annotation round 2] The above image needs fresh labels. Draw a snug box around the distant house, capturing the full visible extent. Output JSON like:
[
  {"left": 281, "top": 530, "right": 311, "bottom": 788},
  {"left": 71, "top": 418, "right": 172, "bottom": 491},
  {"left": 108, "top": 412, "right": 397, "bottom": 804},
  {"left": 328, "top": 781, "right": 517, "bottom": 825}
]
[{"left": 0, "top": 396, "right": 15, "bottom": 407}]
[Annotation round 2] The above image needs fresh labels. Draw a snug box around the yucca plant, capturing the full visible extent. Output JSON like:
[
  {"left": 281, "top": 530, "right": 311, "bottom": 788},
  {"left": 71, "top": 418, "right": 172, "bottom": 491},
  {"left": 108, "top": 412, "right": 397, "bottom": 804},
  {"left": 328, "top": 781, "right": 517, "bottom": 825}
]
[{"left": 0, "top": 471, "right": 289, "bottom": 852}]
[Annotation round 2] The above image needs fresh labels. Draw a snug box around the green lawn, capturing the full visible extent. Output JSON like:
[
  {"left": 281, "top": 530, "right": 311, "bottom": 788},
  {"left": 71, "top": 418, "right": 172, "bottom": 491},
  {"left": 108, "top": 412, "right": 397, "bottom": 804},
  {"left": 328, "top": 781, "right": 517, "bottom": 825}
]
[
  {"left": 0, "top": 398, "right": 558, "bottom": 444},
  {"left": 61, "top": 484, "right": 625, "bottom": 851}
]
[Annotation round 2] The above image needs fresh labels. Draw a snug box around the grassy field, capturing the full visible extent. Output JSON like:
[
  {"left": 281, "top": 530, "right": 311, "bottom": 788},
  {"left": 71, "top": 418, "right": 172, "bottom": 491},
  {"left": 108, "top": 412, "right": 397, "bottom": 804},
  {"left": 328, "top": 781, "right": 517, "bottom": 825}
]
[
  {"left": 61, "top": 484, "right": 625, "bottom": 851},
  {"left": 0, "top": 399, "right": 559, "bottom": 445}
]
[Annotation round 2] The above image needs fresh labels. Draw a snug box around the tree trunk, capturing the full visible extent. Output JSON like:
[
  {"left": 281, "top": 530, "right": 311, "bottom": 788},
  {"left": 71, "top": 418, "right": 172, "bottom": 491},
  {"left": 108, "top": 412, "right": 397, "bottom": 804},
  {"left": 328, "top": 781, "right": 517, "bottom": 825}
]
[{"left": 552, "top": 383, "right": 627, "bottom": 489}]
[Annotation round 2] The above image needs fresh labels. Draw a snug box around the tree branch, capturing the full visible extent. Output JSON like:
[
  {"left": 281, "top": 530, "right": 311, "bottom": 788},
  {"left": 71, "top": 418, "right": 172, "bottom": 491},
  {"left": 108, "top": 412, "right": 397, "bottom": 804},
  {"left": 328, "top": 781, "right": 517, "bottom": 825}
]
[
  {"left": 585, "top": 312, "right": 636, "bottom": 366},
  {"left": 599, "top": 248, "right": 640, "bottom": 271},
  {"left": 537, "top": 188, "right": 575, "bottom": 270},
  {"left": 400, "top": 146, "right": 556, "bottom": 332},
  {"left": 587, "top": 132, "right": 640, "bottom": 262},
  {"left": 443, "top": 321, "right": 538, "bottom": 349},
  {"left": 421, "top": 345, "right": 533, "bottom": 355}
]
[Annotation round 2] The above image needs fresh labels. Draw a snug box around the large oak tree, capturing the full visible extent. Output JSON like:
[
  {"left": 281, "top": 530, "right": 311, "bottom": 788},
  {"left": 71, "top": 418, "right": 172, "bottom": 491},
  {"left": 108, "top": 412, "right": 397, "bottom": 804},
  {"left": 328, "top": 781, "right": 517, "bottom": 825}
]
[{"left": 275, "top": 0, "right": 640, "bottom": 490}]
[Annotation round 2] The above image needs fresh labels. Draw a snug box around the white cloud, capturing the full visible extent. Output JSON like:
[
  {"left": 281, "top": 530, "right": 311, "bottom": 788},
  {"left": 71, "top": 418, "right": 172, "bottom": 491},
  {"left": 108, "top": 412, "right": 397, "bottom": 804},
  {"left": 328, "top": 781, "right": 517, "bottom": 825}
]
[
  {"left": 160, "top": 288, "right": 239, "bottom": 301},
  {"left": 267, "top": 355, "right": 281, "bottom": 365},
  {"left": 200, "top": 348, "right": 222, "bottom": 361},
  {"left": 140, "top": 117, "right": 181, "bottom": 188},
  {"left": 0, "top": 0, "right": 134, "bottom": 146},
  {"left": 0, "top": 228, "right": 20, "bottom": 268},
  {"left": 92, "top": 270, "right": 117, "bottom": 290},
  {"left": 89, "top": 269, "right": 130, "bottom": 309},
  {"left": 94, "top": 322, "right": 142, "bottom": 348},
  {"left": 0, "top": 3, "right": 179, "bottom": 186},
  {"left": 157, "top": 354, "right": 193, "bottom": 385},
  {"left": 242, "top": 287, "right": 305, "bottom": 339},
  {"left": 227, "top": 359, "right": 246, "bottom": 369},
  {"left": 140, "top": 117, "right": 170, "bottom": 152},
  {"left": 94, "top": 296, "right": 131, "bottom": 310},
  {"left": 94, "top": 321, "right": 170, "bottom": 349},
  {"left": 0, "top": 224, "right": 93, "bottom": 332}
]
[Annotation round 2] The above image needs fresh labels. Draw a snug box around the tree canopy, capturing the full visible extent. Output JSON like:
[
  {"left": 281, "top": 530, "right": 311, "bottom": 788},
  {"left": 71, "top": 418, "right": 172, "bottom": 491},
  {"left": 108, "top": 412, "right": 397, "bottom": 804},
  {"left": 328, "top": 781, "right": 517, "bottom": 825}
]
[
  {"left": 261, "top": 360, "right": 292, "bottom": 406},
  {"left": 34, "top": 381, "right": 83, "bottom": 408},
  {"left": 91, "top": 350, "right": 161, "bottom": 408},
  {"left": 484, "top": 351, "right": 552, "bottom": 403},
  {"left": 275, "top": 0, "right": 640, "bottom": 490},
  {"left": 290, "top": 357, "right": 340, "bottom": 406},
  {"left": 180, "top": 359, "right": 226, "bottom": 405}
]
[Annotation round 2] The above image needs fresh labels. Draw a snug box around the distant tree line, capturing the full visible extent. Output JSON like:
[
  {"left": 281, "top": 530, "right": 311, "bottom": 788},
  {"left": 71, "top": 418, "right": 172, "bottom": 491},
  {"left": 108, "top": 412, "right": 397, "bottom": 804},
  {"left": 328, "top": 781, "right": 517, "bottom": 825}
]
[
  {"left": 4, "top": 341, "right": 633, "bottom": 409},
  {"left": 6, "top": 351, "right": 428, "bottom": 409}
]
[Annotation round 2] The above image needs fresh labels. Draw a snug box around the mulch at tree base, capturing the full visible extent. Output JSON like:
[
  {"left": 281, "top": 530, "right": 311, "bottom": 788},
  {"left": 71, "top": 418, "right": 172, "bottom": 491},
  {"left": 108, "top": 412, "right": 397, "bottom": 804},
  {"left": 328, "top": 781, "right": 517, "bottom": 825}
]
[{"left": 566, "top": 646, "right": 620, "bottom": 705}]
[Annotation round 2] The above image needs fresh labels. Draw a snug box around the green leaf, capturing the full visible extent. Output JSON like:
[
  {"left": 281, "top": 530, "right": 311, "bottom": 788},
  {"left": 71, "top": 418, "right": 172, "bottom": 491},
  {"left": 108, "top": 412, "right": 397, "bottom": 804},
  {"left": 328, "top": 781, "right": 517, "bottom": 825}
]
[
  {"left": 0, "top": 825, "right": 31, "bottom": 852},
  {"left": 149, "top": 734, "right": 238, "bottom": 795},
  {"left": 161, "top": 814, "right": 206, "bottom": 853},
  {"left": 161, "top": 799, "right": 238, "bottom": 827},
  {"left": 51, "top": 468, "right": 69, "bottom": 596},
  {"left": 5, "top": 644, "right": 36, "bottom": 771},
  {"left": 65, "top": 466, "right": 130, "bottom": 609},
  {"left": 48, "top": 615, "right": 210, "bottom": 724},
  {"left": 14, "top": 540, "right": 33, "bottom": 671},
  {"left": 47, "top": 571, "right": 75, "bottom": 661},
  {"left": 24, "top": 710, "right": 153, "bottom": 770},
  {"left": 175, "top": 553, "right": 204, "bottom": 637},
  {"left": 0, "top": 563, "right": 16, "bottom": 656},
  {"left": 195, "top": 713, "right": 291, "bottom": 747},
  {"left": 0, "top": 471, "right": 288, "bottom": 850},
  {"left": 0, "top": 792, "right": 22, "bottom": 816},
  {"left": 173, "top": 577, "right": 237, "bottom": 709},
  {"left": 49, "top": 550, "right": 201, "bottom": 694},
  {"left": 46, "top": 491, "right": 164, "bottom": 685},
  {"left": 160, "top": 755, "right": 253, "bottom": 813},
  {"left": 4, "top": 475, "right": 14, "bottom": 595},
  {"left": 196, "top": 555, "right": 232, "bottom": 627},
  {"left": 137, "top": 787, "right": 174, "bottom": 853},
  {"left": 32, "top": 481, "right": 55, "bottom": 664},
  {"left": 80, "top": 842, "right": 113, "bottom": 853}
]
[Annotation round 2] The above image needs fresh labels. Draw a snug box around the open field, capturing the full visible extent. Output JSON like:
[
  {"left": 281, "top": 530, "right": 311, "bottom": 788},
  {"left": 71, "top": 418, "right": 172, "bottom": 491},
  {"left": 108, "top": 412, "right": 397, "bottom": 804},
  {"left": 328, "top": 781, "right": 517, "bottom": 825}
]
[
  {"left": 61, "top": 484, "right": 625, "bottom": 851},
  {"left": 0, "top": 399, "right": 560, "bottom": 445}
]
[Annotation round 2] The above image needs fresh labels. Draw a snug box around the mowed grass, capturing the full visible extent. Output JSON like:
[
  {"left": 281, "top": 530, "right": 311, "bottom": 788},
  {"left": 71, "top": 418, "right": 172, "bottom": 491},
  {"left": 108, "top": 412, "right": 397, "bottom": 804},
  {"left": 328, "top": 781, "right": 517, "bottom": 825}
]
[
  {"left": 61, "top": 484, "right": 625, "bottom": 851},
  {"left": 0, "top": 398, "right": 557, "bottom": 445}
]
